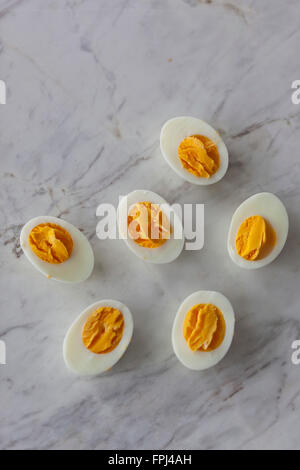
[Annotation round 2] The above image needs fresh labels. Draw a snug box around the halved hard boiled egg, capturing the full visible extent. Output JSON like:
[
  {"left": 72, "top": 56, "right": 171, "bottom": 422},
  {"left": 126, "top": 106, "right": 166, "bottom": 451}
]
[
  {"left": 118, "top": 190, "right": 184, "bottom": 263},
  {"left": 160, "top": 116, "right": 228, "bottom": 185},
  {"left": 63, "top": 300, "right": 134, "bottom": 376},
  {"left": 172, "top": 291, "right": 235, "bottom": 370},
  {"left": 20, "top": 216, "right": 94, "bottom": 283},
  {"left": 227, "top": 193, "right": 289, "bottom": 269}
]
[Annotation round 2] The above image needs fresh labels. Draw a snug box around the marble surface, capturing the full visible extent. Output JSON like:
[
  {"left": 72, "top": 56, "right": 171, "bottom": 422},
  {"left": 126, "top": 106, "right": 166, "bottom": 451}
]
[{"left": 1, "top": 0, "right": 300, "bottom": 450}]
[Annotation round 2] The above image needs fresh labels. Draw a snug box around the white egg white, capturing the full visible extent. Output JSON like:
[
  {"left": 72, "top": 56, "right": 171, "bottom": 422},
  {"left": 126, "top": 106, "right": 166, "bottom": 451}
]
[
  {"left": 227, "top": 193, "right": 289, "bottom": 269},
  {"left": 20, "top": 216, "right": 94, "bottom": 283},
  {"left": 63, "top": 299, "right": 134, "bottom": 376},
  {"left": 117, "top": 190, "right": 184, "bottom": 264},
  {"left": 172, "top": 291, "right": 235, "bottom": 371},
  {"left": 160, "top": 116, "right": 228, "bottom": 185}
]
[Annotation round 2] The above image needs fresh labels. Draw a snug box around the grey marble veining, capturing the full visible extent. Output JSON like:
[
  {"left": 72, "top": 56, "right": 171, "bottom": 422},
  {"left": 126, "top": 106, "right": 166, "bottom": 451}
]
[{"left": 0, "top": 0, "right": 300, "bottom": 450}]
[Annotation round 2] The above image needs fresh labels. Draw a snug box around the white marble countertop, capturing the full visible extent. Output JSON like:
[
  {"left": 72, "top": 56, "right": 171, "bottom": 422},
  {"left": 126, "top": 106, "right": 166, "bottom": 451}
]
[{"left": 1, "top": 0, "right": 300, "bottom": 450}]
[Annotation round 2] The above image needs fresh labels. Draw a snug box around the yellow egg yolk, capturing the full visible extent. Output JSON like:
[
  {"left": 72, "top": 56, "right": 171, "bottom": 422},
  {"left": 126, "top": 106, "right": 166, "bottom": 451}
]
[
  {"left": 183, "top": 304, "right": 226, "bottom": 352},
  {"left": 28, "top": 223, "right": 73, "bottom": 264},
  {"left": 178, "top": 135, "right": 220, "bottom": 178},
  {"left": 127, "top": 201, "right": 172, "bottom": 248},
  {"left": 82, "top": 307, "right": 124, "bottom": 354},
  {"left": 236, "top": 215, "right": 276, "bottom": 261}
]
